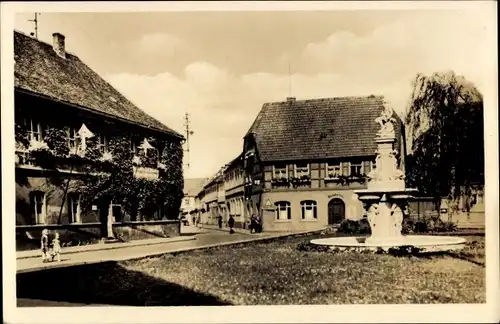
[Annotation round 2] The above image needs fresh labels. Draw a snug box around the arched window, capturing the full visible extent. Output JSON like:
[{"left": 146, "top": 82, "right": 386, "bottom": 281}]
[
  {"left": 275, "top": 201, "right": 291, "bottom": 220},
  {"left": 301, "top": 200, "right": 317, "bottom": 219}
]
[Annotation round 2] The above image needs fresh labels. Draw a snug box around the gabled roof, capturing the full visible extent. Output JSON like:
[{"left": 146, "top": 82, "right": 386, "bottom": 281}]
[
  {"left": 246, "top": 96, "right": 403, "bottom": 162},
  {"left": 183, "top": 178, "right": 206, "bottom": 197},
  {"left": 14, "top": 30, "right": 183, "bottom": 138}
]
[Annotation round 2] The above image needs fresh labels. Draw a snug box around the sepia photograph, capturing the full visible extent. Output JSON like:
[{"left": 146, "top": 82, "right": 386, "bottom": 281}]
[{"left": 1, "top": 1, "right": 498, "bottom": 323}]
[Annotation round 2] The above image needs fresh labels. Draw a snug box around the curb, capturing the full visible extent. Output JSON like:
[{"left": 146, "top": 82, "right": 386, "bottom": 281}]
[
  {"left": 17, "top": 229, "right": 322, "bottom": 274},
  {"left": 16, "top": 236, "right": 197, "bottom": 260}
]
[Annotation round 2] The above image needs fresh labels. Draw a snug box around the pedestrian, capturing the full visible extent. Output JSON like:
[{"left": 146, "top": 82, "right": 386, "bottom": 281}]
[
  {"left": 256, "top": 215, "right": 263, "bottom": 233},
  {"left": 51, "top": 232, "right": 62, "bottom": 262},
  {"left": 250, "top": 214, "right": 257, "bottom": 234},
  {"left": 218, "top": 215, "right": 223, "bottom": 229},
  {"left": 228, "top": 215, "right": 235, "bottom": 234},
  {"left": 40, "top": 229, "right": 49, "bottom": 263}
]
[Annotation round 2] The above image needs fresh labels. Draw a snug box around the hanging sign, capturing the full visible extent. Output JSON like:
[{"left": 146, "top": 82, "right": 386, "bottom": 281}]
[{"left": 134, "top": 167, "right": 159, "bottom": 180}]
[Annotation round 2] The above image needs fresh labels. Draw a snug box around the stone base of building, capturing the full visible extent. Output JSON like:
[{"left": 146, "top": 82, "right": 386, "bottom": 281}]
[{"left": 15, "top": 220, "right": 180, "bottom": 251}]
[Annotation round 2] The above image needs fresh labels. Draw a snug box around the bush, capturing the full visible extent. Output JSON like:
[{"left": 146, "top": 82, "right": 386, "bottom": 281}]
[
  {"left": 296, "top": 242, "right": 330, "bottom": 253},
  {"left": 338, "top": 216, "right": 458, "bottom": 235},
  {"left": 406, "top": 216, "right": 458, "bottom": 233},
  {"left": 338, "top": 218, "right": 371, "bottom": 235}
]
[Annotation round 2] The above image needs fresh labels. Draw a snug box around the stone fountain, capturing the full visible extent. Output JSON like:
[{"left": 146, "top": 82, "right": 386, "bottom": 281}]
[{"left": 311, "top": 101, "right": 466, "bottom": 252}]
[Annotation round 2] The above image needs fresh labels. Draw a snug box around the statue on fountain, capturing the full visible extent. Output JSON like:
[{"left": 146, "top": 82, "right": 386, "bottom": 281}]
[{"left": 374, "top": 102, "right": 396, "bottom": 139}]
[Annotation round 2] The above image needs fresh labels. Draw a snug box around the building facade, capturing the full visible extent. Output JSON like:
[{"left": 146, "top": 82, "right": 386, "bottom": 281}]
[
  {"left": 223, "top": 154, "right": 246, "bottom": 228},
  {"left": 180, "top": 178, "right": 205, "bottom": 223},
  {"left": 14, "top": 31, "right": 184, "bottom": 248},
  {"left": 242, "top": 96, "right": 405, "bottom": 232}
]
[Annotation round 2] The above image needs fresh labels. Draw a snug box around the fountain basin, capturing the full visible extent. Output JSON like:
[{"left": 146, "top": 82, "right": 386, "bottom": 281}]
[{"left": 310, "top": 235, "right": 466, "bottom": 253}]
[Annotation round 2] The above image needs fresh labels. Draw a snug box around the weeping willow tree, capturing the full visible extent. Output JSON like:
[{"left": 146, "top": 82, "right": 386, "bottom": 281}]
[{"left": 405, "top": 70, "right": 484, "bottom": 213}]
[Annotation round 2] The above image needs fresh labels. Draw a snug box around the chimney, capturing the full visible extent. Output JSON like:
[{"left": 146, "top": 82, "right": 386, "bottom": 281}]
[
  {"left": 52, "top": 33, "right": 66, "bottom": 58},
  {"left": 286, "top": 97, "right": 296, "bottom": 103}
]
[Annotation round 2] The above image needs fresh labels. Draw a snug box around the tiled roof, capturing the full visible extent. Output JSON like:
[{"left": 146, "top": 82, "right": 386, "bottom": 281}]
[
  {"left": 246, "top": 96, "right": 403, "bottom": 162},
  {"left": 14, "top": 30, "right": 182, "bottom": 138},
  {"left": 183, "top": 178, "right": 206, "bottom": 197},
  {"left": 224, "top": 153, "right": 243, "bottom": 171}
]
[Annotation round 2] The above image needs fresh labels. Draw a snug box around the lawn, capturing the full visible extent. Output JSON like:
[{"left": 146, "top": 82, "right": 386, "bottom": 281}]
[{"left": 118, "top": 234, "right": 485, "bottom": 305}]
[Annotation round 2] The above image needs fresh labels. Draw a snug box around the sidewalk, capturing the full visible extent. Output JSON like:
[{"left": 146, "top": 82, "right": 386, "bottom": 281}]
[
  {"left": 17, "top": 229, "right": 322, "bottom": 274},
  {"left": 198, "top": 224, "right": 269, "bottom": 236},
  {"left": 17, "top": 235, "right": 197, "bottom": 260}
]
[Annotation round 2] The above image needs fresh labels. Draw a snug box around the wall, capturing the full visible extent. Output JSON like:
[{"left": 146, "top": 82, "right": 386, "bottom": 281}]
[{"left": 16, "top": 220, "right": 180, "bottom": 251}]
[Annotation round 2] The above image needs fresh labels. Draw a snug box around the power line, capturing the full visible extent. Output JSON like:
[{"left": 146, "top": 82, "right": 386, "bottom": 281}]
[
  {"left": 183, "top": 112, "right": 194, "bottom": 169},
  {"left": 28, "top": 13, "right": 40, "bottom": 39}
]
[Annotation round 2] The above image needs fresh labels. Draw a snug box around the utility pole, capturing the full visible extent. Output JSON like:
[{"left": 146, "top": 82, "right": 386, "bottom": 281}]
[
  {"left": 183, "top": 112, "right": 194, "bottom": 169},
  {"left": 28, "top": 13, "right": 40, "bottom": 39},
  {"left": 288, "top": 62, "right": 292, "bottom": 98}
]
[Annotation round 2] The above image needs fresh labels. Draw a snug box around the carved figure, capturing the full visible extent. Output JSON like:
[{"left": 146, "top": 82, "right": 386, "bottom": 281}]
[
  {"left": 375, "top": 103, "right": 396, "bottom": 138},
  {"left": 390, "top": 204, "right": 404, "bottom": 235}
]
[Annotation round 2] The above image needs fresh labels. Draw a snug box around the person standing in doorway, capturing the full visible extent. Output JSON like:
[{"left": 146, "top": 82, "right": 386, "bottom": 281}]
[{"left": 218, "top": 215, "right": 223, "bottom": 229}]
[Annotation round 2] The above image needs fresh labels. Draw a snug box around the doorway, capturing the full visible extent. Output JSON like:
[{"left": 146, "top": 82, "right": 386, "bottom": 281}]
[
  {"left": 328, "top": 198, "right": 345, "bottom": 225},
  {"left": 98, "top": 201, "right": 109, "bottom": 238}
]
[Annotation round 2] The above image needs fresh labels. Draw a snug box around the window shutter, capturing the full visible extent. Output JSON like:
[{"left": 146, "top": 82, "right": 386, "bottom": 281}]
[
  {"left": 287, "top": 205, "right": 291, "bottom": 219},
  {"left": 313, "top": 205, "right": 317, "bottom": 218}
]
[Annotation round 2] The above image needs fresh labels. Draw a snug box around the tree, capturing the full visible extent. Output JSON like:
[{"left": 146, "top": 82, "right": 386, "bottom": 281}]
[{"left": 405, "top": 70, "right": 484, "bottom": 212}]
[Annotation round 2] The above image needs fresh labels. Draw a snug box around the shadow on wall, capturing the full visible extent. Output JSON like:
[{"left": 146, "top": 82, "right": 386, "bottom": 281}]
[{"left": 17, "top": 261, "right": 231, "bottom": 306}]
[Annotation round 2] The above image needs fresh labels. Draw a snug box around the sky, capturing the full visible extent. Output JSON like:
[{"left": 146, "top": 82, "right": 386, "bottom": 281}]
[{"left": 14, "top": 9, "right": 492, "bottom": 179}]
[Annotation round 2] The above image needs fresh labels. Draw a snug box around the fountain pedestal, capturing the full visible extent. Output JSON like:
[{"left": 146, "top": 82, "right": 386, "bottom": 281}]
[{"left": 310, "top": 100, "right": 466, "bottom": 252}]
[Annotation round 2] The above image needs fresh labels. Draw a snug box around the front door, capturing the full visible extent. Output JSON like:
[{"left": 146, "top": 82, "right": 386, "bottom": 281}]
[
  {"left": 99, "top": 201, "right": 109, "bottom": 237},
  {"left": 328, "top": 199, "right": 345, "bottom": 225}
]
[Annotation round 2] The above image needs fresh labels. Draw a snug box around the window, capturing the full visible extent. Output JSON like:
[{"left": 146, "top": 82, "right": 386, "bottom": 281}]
[
  {"left": 273, "top": 164, "right": 288, "bottom": 179},
  {"left": 341, "top": 162, "right": 350, "bottom": 176},
  {"left": 294, "top": 163, "right": 309, "bottom": 177},
  {"left": 67, "top": 193, "right": 81, "bottom": 223},
  {"left": 350, "top": 163, "right": 363, "bottom": 177},
  {"left": 67, "top": 127, "right": 81, "bottom": 153},
  {"left": 130, "top": 136, "right": 139, "bottom": 154},
  {"left": 30, "top": 191, "right": 45, "bottom": 224},
  {"left": 16, "top": 150, "right": 32, "bottom": 165},
  {"left": 97, "top": 134, "right": 108, "bottom": 154},
  {"left": 326, "top": 163, "right": 341, "bottom": 178},
  {"left": 275, "top": 201, "right": 291, "bottom": 220},
  {"left": 301, "top": 200, "right": 317, "bottom": 219},
  {"left": 25, "top": 117, "right": 43, "bottom": 142}
]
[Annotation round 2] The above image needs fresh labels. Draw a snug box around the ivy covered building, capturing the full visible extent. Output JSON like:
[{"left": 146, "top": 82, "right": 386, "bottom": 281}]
[
  {"left": 14, "top": 30, "right": 184, "bottom": 246},
  {"left": 242, "top": 96, "right": 406, "bottom": 232}
]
